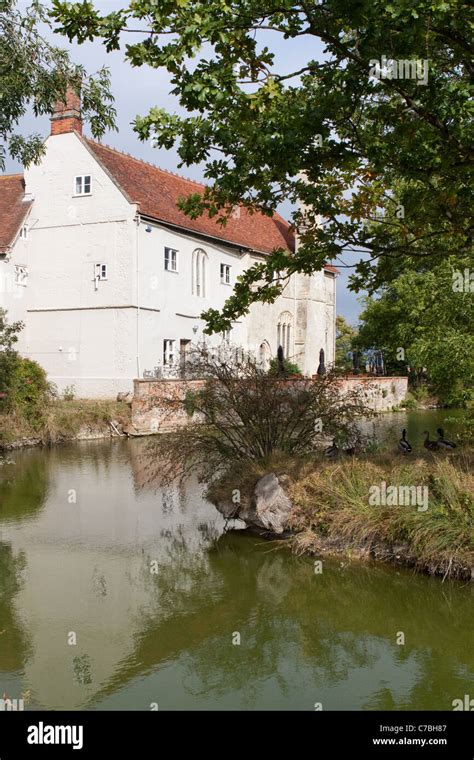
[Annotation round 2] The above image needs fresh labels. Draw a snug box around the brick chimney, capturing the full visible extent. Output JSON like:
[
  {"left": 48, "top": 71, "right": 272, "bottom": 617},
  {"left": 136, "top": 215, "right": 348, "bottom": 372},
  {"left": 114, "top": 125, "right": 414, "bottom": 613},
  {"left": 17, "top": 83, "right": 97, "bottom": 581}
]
[{"left": 50, "top": 87, "right": 82, "bottom": 136}]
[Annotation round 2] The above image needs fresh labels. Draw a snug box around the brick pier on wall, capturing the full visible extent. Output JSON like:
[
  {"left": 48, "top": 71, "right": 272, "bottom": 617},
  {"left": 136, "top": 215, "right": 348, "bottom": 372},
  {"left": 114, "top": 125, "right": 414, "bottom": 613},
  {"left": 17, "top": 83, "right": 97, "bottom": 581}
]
[{"left": 130, "top": 376, "right": 408, "bottom": 436}]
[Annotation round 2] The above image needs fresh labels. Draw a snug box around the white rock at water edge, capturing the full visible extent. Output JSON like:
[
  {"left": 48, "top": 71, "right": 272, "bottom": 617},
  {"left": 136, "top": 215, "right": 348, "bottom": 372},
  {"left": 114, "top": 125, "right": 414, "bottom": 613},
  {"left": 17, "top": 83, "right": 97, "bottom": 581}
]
[{"left": 252, "top": 473, "right": 293, "bottom": 534}]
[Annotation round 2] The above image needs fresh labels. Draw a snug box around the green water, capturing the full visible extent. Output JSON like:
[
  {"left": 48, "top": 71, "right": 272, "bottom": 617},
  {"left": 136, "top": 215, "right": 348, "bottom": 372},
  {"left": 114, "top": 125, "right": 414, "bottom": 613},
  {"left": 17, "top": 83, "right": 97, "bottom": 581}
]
[
  {"left": 0, "top": 410, "right": 472, "bottom": 711},
  {"left": 362, "top": 408, "right": 466, "bottom": 449}
]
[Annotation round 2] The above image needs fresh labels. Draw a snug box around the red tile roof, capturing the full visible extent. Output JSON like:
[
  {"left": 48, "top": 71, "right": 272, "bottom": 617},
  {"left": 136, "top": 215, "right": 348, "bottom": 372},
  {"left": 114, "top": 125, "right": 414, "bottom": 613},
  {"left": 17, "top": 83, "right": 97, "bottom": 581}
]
[
  {"left": 0, "top": 140, "right": 338, "bottom": 274},
  {"left": 0, "top": 175, "right": 32, "bottom": 252},
  {"left": 85, "top": 138, "right": 295, "bottom": 255}
]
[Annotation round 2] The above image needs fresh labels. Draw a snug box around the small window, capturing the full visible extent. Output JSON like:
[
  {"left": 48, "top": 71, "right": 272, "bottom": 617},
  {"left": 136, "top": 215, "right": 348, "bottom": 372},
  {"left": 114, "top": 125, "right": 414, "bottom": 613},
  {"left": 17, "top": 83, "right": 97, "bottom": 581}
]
[
  {"left": 14, "top": 265, "right": 28, "bottom": 286},
  {"left": 74, "top": 175, "right": 92, "bottom": 195},
  {"left": 163, "top": 339, "right": 176, "bottom": 366},
  {"left": 95, "top": 263, "right": 107, "bottom": 281},
  {"left": 220, "top": 263, "right": 231, "bottom": 285},
  {"left": 164, "top": 247, "right": 178, "bottom": 272},
  {"left": 19, "top": 225, "right": 28, "bottom": 240}
]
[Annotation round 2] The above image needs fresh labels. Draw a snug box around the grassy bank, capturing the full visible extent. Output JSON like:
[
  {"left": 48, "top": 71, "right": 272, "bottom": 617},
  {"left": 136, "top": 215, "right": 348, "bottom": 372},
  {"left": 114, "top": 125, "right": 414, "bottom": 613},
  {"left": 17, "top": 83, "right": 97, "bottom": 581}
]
[
  {"left": 0, "top": 399, "right": 131, "bottom": 449},
  {"left": 208, "top": 448, "right": 474, "bottom": 580}
]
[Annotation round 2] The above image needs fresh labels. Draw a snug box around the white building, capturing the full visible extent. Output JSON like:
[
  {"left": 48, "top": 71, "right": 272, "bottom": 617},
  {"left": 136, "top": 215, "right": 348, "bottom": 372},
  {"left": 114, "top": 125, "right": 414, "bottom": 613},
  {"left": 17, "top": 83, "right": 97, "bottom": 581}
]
[{"left": 0, "top": 92, "right": 337, "bottom": 398}]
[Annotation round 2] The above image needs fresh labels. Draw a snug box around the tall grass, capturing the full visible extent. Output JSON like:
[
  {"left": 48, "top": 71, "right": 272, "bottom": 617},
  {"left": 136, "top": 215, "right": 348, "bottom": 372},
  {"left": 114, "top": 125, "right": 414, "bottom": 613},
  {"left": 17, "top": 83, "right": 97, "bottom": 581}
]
[
  {"left": 0, "top": 399, "right": 131, "bottom": 447},
  {"left": 210, "top": 449, "right": 474, "bottom": 580}
]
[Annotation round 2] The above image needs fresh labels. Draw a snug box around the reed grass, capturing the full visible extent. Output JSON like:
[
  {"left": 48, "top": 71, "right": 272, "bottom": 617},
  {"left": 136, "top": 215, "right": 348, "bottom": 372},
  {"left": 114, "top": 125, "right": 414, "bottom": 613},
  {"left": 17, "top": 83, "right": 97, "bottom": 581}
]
[{"left": 209, "top": 448, "right": 474, "bottom": 579}]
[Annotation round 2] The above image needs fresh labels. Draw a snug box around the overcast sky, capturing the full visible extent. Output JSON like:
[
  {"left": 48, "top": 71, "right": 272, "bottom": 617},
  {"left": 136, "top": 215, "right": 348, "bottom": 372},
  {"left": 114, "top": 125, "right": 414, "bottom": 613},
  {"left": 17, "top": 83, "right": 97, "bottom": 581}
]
[{"left": 5, "top": 1, "right": 364, "bottom": 323}]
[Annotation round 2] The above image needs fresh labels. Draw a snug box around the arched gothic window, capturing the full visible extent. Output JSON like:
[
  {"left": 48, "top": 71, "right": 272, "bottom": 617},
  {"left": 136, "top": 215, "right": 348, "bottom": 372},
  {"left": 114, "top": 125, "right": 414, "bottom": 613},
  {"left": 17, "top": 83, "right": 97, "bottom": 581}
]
[
  {"left": 277, "top": 311, "right": 293, "bottom": 358},
  {"left": 192, "top": 248, "right": 208, "bottom": 297}
]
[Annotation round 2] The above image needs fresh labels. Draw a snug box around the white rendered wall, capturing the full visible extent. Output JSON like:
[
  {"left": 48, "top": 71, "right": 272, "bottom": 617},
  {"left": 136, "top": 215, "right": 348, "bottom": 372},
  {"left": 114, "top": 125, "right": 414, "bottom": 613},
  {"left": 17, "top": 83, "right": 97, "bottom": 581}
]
[
  {"left": 137, "top": 221, "right": 250, "bottom": 376},
  {"left": 245, "top": 268, "right": 300, "bottom": 367},
  {"left": 298, "top": 270, "right": 337, "bottom": 376},
  {"left": 25, "top": 307, "right": 137, "bottom": 398},
  {"left": 0, "top": 232, "right": 30, "bottom": 351},
  {"left": 21, "top": 132, "right": 138, "bottom": 397}
]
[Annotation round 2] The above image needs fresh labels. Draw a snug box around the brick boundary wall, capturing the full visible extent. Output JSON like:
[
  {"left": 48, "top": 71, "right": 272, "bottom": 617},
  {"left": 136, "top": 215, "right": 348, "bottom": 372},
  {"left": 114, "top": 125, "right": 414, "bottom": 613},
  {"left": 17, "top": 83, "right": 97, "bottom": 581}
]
[{"left": 131, "top": 375, "right": 408, "bottom": 435}]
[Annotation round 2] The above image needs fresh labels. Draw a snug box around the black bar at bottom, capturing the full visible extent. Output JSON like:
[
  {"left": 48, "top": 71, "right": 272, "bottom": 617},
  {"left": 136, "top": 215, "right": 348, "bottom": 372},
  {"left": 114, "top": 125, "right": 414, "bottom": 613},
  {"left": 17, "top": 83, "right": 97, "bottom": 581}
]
[{"left": 0, "top": 710, "right": 472, "bottom": 757}]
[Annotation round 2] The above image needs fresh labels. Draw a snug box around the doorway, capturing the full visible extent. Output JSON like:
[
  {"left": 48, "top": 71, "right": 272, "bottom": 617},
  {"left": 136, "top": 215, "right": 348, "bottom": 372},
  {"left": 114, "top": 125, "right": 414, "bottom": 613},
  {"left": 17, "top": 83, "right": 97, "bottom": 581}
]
[{"left": 180, "top": 339, "right": 191, "bottom": 377}]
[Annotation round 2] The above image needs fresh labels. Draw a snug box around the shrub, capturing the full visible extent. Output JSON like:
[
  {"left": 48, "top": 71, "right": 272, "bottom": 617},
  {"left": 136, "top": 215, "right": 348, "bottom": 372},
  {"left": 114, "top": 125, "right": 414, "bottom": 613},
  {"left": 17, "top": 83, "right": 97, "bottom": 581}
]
[
  {"left": 184, "top": 390, "right": 197, "bottom": 417},
  {"left": 149, "top": 347, "right": 373, "bottom": 482},
  {"left": 0, "top": 351, "right": 17, "bottom": 412},
  {"left": 445, "top": 407, "right": 474, "bottom": 445},
  {"left": 400, "top": 393, "right": 418, "bottom": 410},
  {"left": 0, "top": 310, "right": 51, "bottom": 426},
  {"left": 411, "top": 385, "right": 429, "bottom": 403},
  {"left": 268, "top": 357, "right": 302, "bottom": 376},
  {"left": 8, "top": 356, "right": 51, "bottom": 425},
  {"left": 441, "top": 383, "right": 473, "bottom": 408},
  {"left": 62, "top": 384, "right": 76, "bottom": 401}
]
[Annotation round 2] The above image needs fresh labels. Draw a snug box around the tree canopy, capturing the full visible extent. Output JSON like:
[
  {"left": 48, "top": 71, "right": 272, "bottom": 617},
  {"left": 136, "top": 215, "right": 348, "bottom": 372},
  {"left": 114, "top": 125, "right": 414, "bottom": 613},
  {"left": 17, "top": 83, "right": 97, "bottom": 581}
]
[
  {"left": 0, "top": 0, "right": 116, "bottom": 170},
  {"left": 335, "top": 315, "right": 357, "bottom": 372},
  {"left": 51, "top": 0, "right": 473, "bottom": 331},
  {"left": 355, "top": 257, "right": 474, "bottom": 404}
]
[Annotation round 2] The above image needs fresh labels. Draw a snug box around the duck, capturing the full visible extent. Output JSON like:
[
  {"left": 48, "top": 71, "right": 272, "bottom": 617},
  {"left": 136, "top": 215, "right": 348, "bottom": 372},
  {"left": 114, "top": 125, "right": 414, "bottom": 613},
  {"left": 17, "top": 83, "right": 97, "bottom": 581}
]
[
  {"left": 423, "top": 431, "right": 440, "bottom": 451},
  {"left": 436, "top": 428, "right": 457, "bottom": 449},
  {"left": 324, "top": 440, "right": 339, "bottom": 457},
  {"left": 398, "top": 429, "right": 412, "bottom": 454}
]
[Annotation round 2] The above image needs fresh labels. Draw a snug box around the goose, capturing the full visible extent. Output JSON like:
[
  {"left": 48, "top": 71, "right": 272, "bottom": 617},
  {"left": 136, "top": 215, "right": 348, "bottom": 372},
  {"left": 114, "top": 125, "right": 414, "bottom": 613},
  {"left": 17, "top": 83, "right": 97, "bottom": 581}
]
[
  {"left": 436, "top": 428, "right": 457, "bottom": 449},
  {"left": 423, "top": 431, "right": 440, "bottom": 451},
  {"left": 324, "top": 440, "right": 339, "bottom": 457},
  {"left": 398, "top": 429, "right": 412, "bottom": 454}
]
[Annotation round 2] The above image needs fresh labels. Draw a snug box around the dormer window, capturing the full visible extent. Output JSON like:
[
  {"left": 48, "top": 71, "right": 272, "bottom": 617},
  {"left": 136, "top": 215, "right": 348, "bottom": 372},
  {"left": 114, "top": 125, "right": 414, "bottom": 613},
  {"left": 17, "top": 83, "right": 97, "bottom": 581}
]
[
  {"left": 74, "top": 175, "right": 91, "bottom": 195},
  {"left": 19, "top": 225, "right": 28, "bottom": 240}
]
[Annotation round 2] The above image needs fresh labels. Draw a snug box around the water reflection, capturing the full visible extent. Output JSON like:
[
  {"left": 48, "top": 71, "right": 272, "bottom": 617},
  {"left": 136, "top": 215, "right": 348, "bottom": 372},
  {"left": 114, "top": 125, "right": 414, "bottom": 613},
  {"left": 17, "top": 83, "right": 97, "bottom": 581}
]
[
  {"left": 0, "top": 455, "right": 49, "bottom": 524},
  {"left": 0, "top": 435, "right": 471, "bottom": 711},
  {"left": 0, "top": 541, "right": 30, "bottom": 674}
]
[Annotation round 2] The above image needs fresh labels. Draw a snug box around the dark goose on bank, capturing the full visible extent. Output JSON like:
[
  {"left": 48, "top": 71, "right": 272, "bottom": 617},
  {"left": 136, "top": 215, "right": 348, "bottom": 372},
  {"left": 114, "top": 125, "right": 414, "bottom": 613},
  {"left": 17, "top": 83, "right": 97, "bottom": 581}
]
[
  {"left": 324, "top": 440, "right": 338, "bottom": 457},
  {"left": 436, "top": 428, "right": 457, "bottom": 449},
  {"left": 423, "top": 431, "right": 440, "bottom": 451},
  {"left": 398, "top": 429, "right": 412, "bottom": 454}
]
